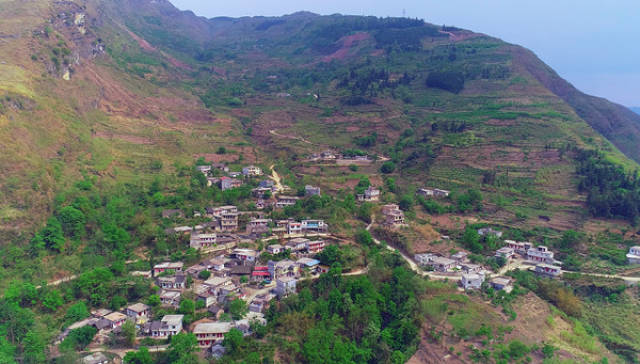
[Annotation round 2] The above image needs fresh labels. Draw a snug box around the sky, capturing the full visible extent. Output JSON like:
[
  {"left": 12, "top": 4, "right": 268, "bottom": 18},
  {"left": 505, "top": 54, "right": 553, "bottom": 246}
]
[{"left": 170, "top": 0, "right": 640, "bottom": 107}]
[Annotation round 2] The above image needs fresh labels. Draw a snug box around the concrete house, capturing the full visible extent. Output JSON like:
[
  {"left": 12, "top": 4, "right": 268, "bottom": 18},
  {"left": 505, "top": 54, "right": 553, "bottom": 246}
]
[
  {"left": 627, "top": 246, "right": 640, "bottom": 264},
  {"left": 461, "top": 272, "right": 485, "bottom": 290},
  {"left": 153, "top": 262, "right": 184, "bottom": 276},
  {"left": 301, "top": 219, "right": 328, "bottom": 233},
  {"left": 275, "top": 276, "right": 297, "bottom": 297},
  {"left": 305, "top": 185, "right": 321, "bottom": 196},
  {"left": 490, "top": 277, "right": 513, "bottom": 293},
  {"left": 190, "top": 233, "right": 218, "bottom": 250},
  {"left": 196, "top": 165, "right": 212, "bottom": 175},
  {"left": 231, "top": 248, "right": 258, "bottom": 262},
  {"left": 287, "top": 221, "right": 302, "bottom": 235},
  {"left": 82, "top": 352, "right": 109, "bottom": 364},
  {"left": 417, "top": 188, "right": 450, "bottom": 198},
  {"left": 286, "top": 237, "right": 309, "bottom": 252},
  {"left": 495, "top": 247, "right": 515, "bottom": 260},
  {"left": 150, "top": 315, "right": 183, "bottom": 337},
  {"left": 157, "top": 275, "right": 186, "bottom": 290},
  {"left": 125, "top": 303, "right": 151, "bottom": 324},
  {"left": 220, "top": 177, "right": 243, "bottom": 191},
  {"left": 268, "top": 260, "right": 298, "bottom": 279},
  {"left": 414, "top": 253, "right": 434, "bottom": 267},
  {"left": 430, "top": 257, "right": 456, "bottom": 272},
  {"left": 242, "top": 165, "right": 262, "bottom": 176},
  {"left": 160, "top": 290, "right": 181, "bottom": 307},
  {"left": 381, "top": 204, "right": 405, "bottom": 227},
  {"left": 246, "top": 218, "right": 271, "bottom": 234},
  {"left": 357, "top": 186, "right": 380, "bottom": 202},
  {"left": 526, "top": 245, "right": 559, "bottom": 265},
  {"left": 478, "top": 227, "right": 503, "bottom": 238},
  {"left": 534, "top": 264, "right": 563, "bottom": 278},
  {"left": 306, "top": 240, "right": 325, "bottom": 254},
  {"left": 505, "top": 240, "right": 533, "bottom": 255},
  {"left": 451, "top": 251, "right": 468, "bottom": 263},
  {"left": 276, "top": 195, "right": 299, "bottom": 208},
  {"left": 103, "top": 312, "right": 127, "bottom": 330},
  {"left": 193, "top": 322, "right": 233, "bottom": 348},
  {"left": 267, "top": 244, "right": 283, "bottom": 255},
  {"left": 162, "top": 209, "right": 184, "bottom": 219}
]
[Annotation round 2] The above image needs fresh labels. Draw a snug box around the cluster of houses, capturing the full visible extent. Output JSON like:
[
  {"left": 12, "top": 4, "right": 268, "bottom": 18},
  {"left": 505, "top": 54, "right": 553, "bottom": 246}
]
[
  {"left": 309, "top": 150, "right": 372, "bottom": 163},
  {"left": 196, "top": 163, "right": 264, "bottom": 191},
  {"left": 495, "top": 239, "right": 563, "bottom": 278}
]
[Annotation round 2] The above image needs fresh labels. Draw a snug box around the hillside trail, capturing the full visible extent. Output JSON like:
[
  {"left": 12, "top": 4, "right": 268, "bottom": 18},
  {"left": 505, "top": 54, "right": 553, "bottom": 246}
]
[
  {"left": 269, "top": 164, "right": 284, "bottom": 192},
  {"left": 269, "top": 129, "right": 315, "bottom": 145}
]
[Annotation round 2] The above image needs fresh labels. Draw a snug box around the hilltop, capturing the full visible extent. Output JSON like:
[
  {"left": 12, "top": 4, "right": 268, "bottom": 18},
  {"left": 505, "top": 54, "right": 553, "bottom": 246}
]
[{"left": 1, "top": 0, "right": 640, "bottom": 363}]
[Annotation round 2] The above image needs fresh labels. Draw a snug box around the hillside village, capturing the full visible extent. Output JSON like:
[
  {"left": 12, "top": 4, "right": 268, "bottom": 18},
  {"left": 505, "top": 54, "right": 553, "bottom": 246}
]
[{"left": 46, "top": 160, "right": 640, "bottom": 363}]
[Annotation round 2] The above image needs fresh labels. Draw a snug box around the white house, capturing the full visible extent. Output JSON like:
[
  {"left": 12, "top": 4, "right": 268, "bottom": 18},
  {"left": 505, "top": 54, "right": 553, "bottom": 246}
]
[
  {"left": 414, "top": 253, "right": 434, "bottom": 267},
  {"left": 267, "top": 244, "right": 283, "bottom": 255},
  {"left": 242, "top": 165, "right": 262, "bottom": 176},
  {"left": 151, "top": 315, "right": 184, "bottom": 337},
  {"left": 627, "top": 246, "right": 640, "bottom": 264},
  {"left": 534, "top": 263, "right": 563, "bottom": 278},
  {"left": 461, "top": 272, "right": 485, "bottom": 290},
  {"left": 193, "top": 322, "right": 233, "bottom": 348},
  {"left": 275, "top": 276, "right": 297, "bottom": 297}
]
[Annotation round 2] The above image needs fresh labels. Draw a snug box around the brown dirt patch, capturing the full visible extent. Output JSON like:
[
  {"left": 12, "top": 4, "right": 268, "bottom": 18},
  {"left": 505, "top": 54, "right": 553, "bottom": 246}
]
[
  {"left": 322, "top": 32, "right": 370, "bottom": 62},
  {"left": 94, "top": 131, "right": 154, "bottom": 145}
]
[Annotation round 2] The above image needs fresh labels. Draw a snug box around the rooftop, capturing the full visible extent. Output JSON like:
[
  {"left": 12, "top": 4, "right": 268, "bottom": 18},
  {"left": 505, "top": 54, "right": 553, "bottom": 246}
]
[{"left": 193, "top": 322, "right": 233, "bottom": 334}]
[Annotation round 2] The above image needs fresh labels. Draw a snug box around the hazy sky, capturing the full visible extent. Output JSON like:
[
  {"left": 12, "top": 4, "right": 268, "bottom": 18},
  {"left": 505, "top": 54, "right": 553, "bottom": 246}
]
[{"left": 170, "top": 0, "right": 640, "bottom": 107}]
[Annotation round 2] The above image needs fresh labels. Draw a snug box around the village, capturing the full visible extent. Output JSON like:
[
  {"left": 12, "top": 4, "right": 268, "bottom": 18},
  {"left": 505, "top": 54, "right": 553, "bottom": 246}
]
[{"left": 57, "top": 161, "right": 640, "bottom": 364}]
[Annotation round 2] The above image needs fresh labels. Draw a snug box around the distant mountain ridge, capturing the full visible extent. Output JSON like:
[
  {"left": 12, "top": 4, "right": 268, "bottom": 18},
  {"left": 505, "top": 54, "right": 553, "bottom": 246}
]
[{"left": 630, "top": 107, "right": 640, "bottom": 115}]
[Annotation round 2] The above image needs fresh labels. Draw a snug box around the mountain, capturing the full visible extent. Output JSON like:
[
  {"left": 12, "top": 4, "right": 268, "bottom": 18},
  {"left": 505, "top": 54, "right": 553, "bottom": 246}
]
[
  {"left": 1, "top": 1, "right": 640, "bottom": 362},
  {"left": 630, "top": 107, "right": 640, "bottom": 115}
]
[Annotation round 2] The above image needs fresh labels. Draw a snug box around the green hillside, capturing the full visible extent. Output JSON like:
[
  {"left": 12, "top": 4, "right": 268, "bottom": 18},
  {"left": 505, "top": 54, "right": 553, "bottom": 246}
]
[{"left": 0, "top": 0, "right": 640, "bottom": 363}]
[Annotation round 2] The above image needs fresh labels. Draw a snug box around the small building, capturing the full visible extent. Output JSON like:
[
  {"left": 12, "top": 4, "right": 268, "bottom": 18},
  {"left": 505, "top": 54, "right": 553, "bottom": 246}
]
[
  {"left": 196, "top": 165, "right": 212, "bottom": 175},
  {"left": 276, "top": 195, "right": 299, "bottom": 208},
  {"left": 267, "top": 244, "right": 283, "bottom": 255},
  {"left": 430, "top": 257, "right": 456, "bottom": 272},
  {"left": 211, "top": 344, "right": 226, "bottom": 359},
  {"left": 157, "top": 275, "right": 186, "bottom": 290},
  {"left": 296, "top": 257, "right": 320, "bottom": 269},
  {"left": 287, "top": 221, "right": 302, "bottom": 235},
  {"left": 526, "top": 245, "right": 560, "bottom": 265},
  {"left": 451, "top": 251, "right": 468, "bottom": 263},
  {"left": 285, "top": 237, "right": 309, "bottom": 252},
  {"left": 305, "top": 185, "right": 321, "bottom": 196},
  {"left": 82, "top": 352, "right": 110, "bottom": 364},
  {"left": 125, "top": 303, "right": 151, "bottom": 324},
  {"left": 478, "top": 227, "right": 503, "bottom": 238},
  {"left": 534, "top": 264, "right": 563, "bottom": 278},
  {"left": 306, "top": 240, "right": 325, "bottom": 254},
  {"left": 268, "top": 260, "right": 298, "bottom": 279},
  {"left": 246, "top": 218, "right": 271, "bottom": 234},
  {"left": 190, "top": 233, "right": 218, "bottom": 250},
  {"left": 495, "top": 247, "right": 515, "bottom": 260},
  {"left": 160, "top": 290, "right": 181, "bottom": 307},
  {"left": 193, "top": 322, "right": 233, "bottom": 348},
  {"left": 490, "top": 277, "right": 513, "bottom": 293},
  {"left": 103, "top": 312, "right": 127, "bottom": 329},
  {"left": 251, "top": 266, "right": 271, "bottom": 282},
  {"left": 220, "top": 177, "right": 243, "bottom": 191},
  {"left": 151, "top": 315, "right": 184, "bottom": 337},
  {"left": 414, "top": 253, "right": 434, "bottom": 267},
  {"left": 242, "top": 165, "right": 263, "bottom": 176},
  {"left": 275, "top": 276, "right": 297, "bottom": 297},
  {"left": 301, "top": 219, "right": 328, "bottom": 233},
  {"left": 252, "top": 187, "right": 272, "bottom": 198},
  {"left": 259, "top": 180, "right": 275, "bottom": 188},
  {"left": 417, "top": 188, "right": 450, "bottom": 198},
  {"left": 505, "top": 240, "right": 533, "bottom": 255},
  {"left": 381, "top": 204, "right": 405, "bottom": 227},
  {"left": 231, "top": 248, "right": 258, "bottom": 262},
  {"left": 460, "top": 263, "right": 482, "bottom": 274},
  {"left": 461, "top": 272, "right": 484, "bottom": 290},
  {"left": 153, "top": 262, "right": 184, "bottom": 276},
  {"left": 627, "top": 246, "right": 640, "bottom": 265},
  {"left": 196, "top": 291, "right": 218, "bottom": 308},
  {"left": 357, "top": 186, "right": 380, "bottom": 202}
]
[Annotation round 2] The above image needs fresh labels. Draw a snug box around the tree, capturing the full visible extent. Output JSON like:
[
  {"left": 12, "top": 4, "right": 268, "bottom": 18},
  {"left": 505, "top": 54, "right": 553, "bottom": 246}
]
[
  {"left": 167, "top": 333, "right": 199, "bottom": 363},
  {"left": 41, "top": 289, "right": 63, "bottom": 312},
  {"left": 0, "top": 337, "right": 17, "bottom": 364},
  {"left": 22, "top": 331, "right": 46, "bottom": 364},
  {"left": 111, "top": 295, "right": 127, "bottom": 311},
  {"left": 124, "top": 346, "right": 153, "bottom": 364},
  {"left": 58, "top": 206, "right": 86, "bottom": 238},
  {"left": 146, "top": 294, "right": 161, "bottom": 307},
  {"left": 41, "top": 217, "right": 65, "bottom": 252},
  {"left": 121, "top": 320, "right": 136, "bottom": 347},
  {"left": 179, "top": 299, "right": 196, "bottom": 316},
  {"left": 380, "top": 161, "right": 396, "bottom": 174},
  {"left": 60, "top": 326, "right": 97, "bottom": 351},
  {"left": 198, "top": 270, "right": 211, "bottom": 280},
  {"left": 228, "top": 298, "right": 248, "bottom": 320},
  {"left": 65, "top": 302, "right": 89, "bottom": 323},
  {"left": 223, "top": 328, "right": 245, "bottom": 355},
  {"left": 355, "top": 229, "right": 374, "bottom": 247},
  {"left": 398, "top": 194, "right": 414, "bottom": 211},
  {"left": 316, "top": 245, "right": 343, "bottom": 266}
]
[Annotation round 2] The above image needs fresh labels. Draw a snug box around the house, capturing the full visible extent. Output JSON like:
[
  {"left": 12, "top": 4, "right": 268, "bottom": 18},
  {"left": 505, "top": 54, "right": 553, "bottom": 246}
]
[
  {"left": 305, "top": 185, "right": 321, "bottom": 196},
  {"left": 526, "top": 245, "right": 560, "bottom": 264},
  {"left": 220, "top": 177, "right": 243, "bottom": 191},
  {"left": 251, "top": 266, "right": 271, "bottom": 281},
  {"left": 627, "top": 246, "right": 640, "bottom": 264},
  {"left": 535, "top": 264, "right": 563, "bottom": 278},
  {"left": 162, "top": 209, "right": 184, "bottom": 219},
  {"left": 495, "top": 247, "right": 515, "bottom": 260},
  {"left": 82, "top": 352, "right": 110, "bottom": 364},
  {"left": 256, "top": 199, "right": 266, "bottom": 210},
  {"left": 451, "top": 251, "right": 468, "bottom": 263},
  {"left": 259, "top": 180, "right": 275, "bottom": 188},
  {"left": 357, "top": 186, "right": 380, "bottom": 202},
  {"left": 461, "top": 272, "right": 484, "bottom": 290},
  {"left": 430, "top": 257, "right": 456, "bottom": 272},
  {"left": 231, "top": 248, "right": 258, "bottom": 262},
  {"left": 242, "top": 165, "right": 262, "bottom": 176},
  {"left": 153, "top": 262, "right": 184, "bottom": 276},
  {"left": 196, "top": 291, "right": 218, "bottom": 308},
  {"left": 505, "top": 240, "right": 533, "bottom": 255},
  {"left": 252, "top": 187, "right": 272, "bottom": 198},
  {"left": 416, "top": 188, "right": 434, "bottom": 198},
  {"left": 301, "top": 219, "right": 328, "bottom": 233},
  {"left": 414, "top": 253, "right": 434, "bottom": 267},
  {"left": 320, "top": 150, "right": 337, "bottom": 160},
  {"left": 478, "top": 227, "right": 503, "bottom": 238},
  {"left": 460, "top": 263, "right": 482, "bottom": 274},
  {"left": 246, "top": 218, "right": 271, "bottom": 234},
  {"left": 287, "top": 221, "right": 302, "bottom": 235},
  {"left": 306, "top": 240, "right": 325, "bottom": 254},
  {"left": 382, "top": 204, "right": 405, "bottom": 226},
  {"left": 249, "top": 294, "right": 275, "bottom": 313},
  {"left": 296, "top": 257, "right": 320, "bottom": 269},
  {"left": 103, "top": 312, "right": 127, "bottom": 329},
  {"left": 190, "top": 233, "right": 218, "bottom": 250},
  {"left": 267, "top": 244, "right": 283, "bottom": 255},
  {"left": 208, "top": 256, "right": 228, "bottom": 271},
  {"left": 206, "top": 206, "right": 239, "bottom": 232},
  {"left": 160, "top": 290, "right": 181, "bottom": 306},
  {"left": 417, "top": 188, "right": 450, "bottom": 198},
  {"left": 211, "top": 344, "right": 226, "bottom": 359},
  {"left": 275, "top": 276, "right": 297, "bottom": 297},
  {"left": 125, "top": 303, "right": 151, "bottom": 324},
  {"left": 157, "top": 275, "right": 186, "bottom": 290},
  {"left": 196, "top": 165, "right": 212, "bottom": 175},
  {"left": 276, "top": 195, "right": 299, "bottom": 208},
  {"left": 268, "top": 260, "right": 298, "bottom": 279},
  {"left": 150, "top": 315, "right": 184, "bottom": 337},
  {"left": 490, "top": 277, "right": 513, "bottom": 293},
  {"left": 193, "top": 322, "right": 233, "bottom": 348},
  {"left": 286, "top": 237, "right": 309, "bottom": 252},
  {"left": 229, "top": 171, "right": 242, "bottom": 178}
]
